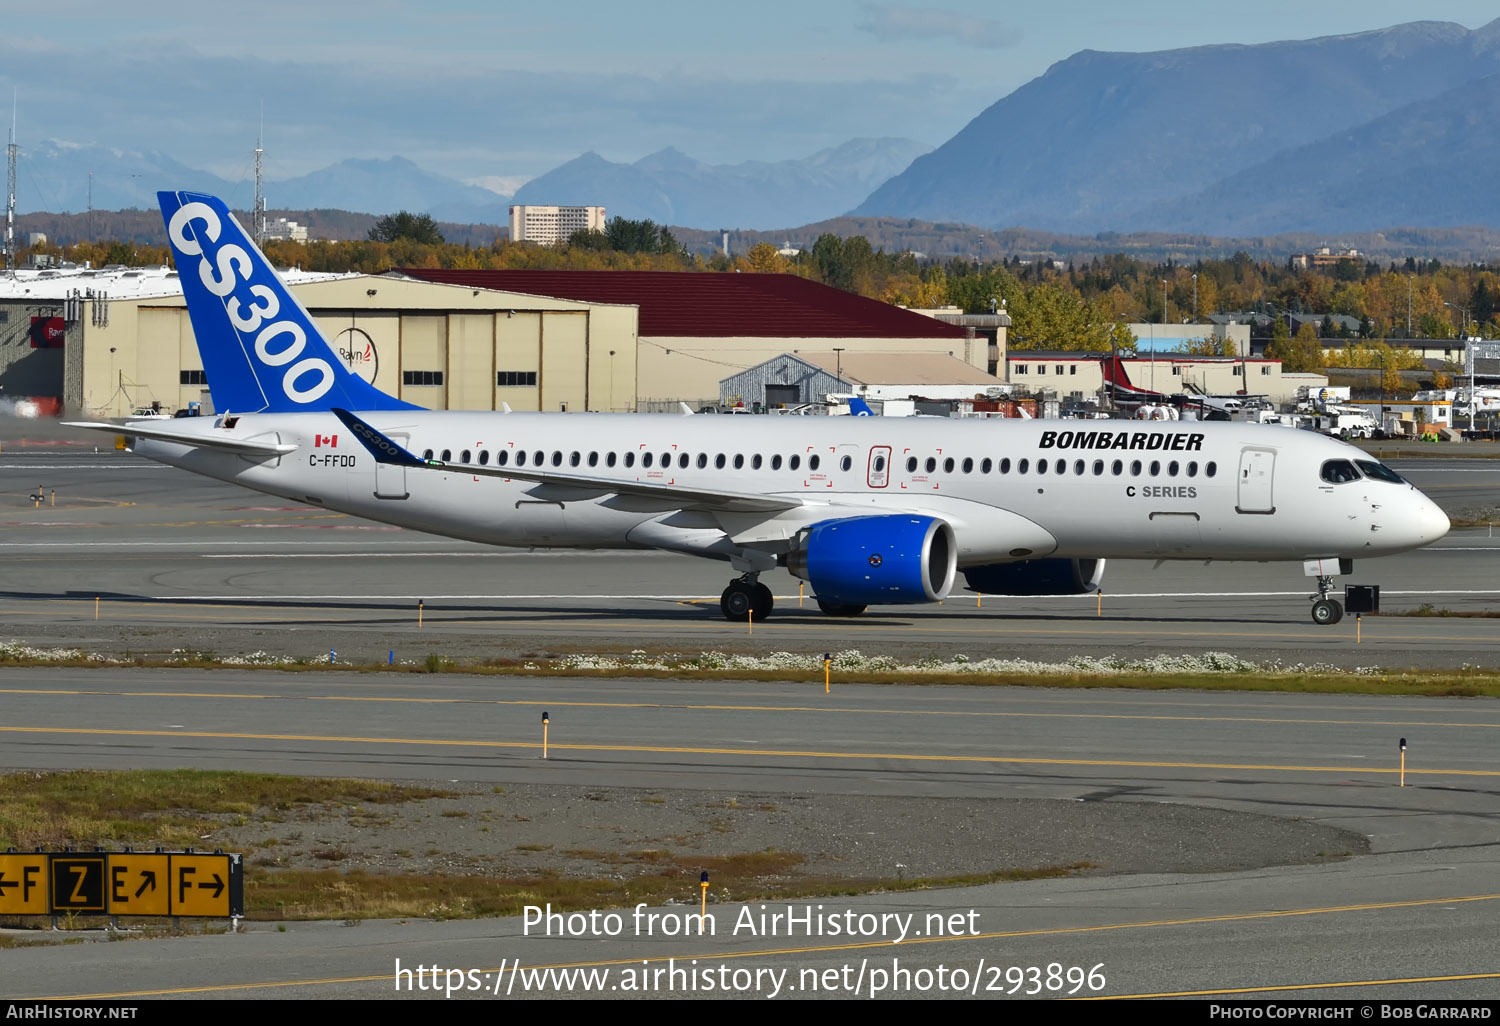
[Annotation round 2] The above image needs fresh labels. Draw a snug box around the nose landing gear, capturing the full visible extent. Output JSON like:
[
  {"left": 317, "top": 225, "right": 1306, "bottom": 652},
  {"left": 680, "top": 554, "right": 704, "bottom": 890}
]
[
  {"left": 1310, "top": 574, "right": 1343, "bottom": 625},
  {"left": 721, "top": 574, "right": 773, "bottom": 621}
]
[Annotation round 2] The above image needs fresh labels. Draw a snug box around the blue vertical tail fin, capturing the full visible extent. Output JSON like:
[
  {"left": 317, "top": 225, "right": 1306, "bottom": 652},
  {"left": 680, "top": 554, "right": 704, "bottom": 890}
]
[
  {"left": 158, "top": 191, "right": 418, "bottom": 414},
  {"left": 848, "top": 396, "right": 875, "bottom": 416}
]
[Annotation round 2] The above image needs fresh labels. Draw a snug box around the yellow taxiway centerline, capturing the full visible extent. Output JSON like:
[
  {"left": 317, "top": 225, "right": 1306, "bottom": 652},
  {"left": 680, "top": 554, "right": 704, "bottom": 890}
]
[{"left": 1, "top": 725, "right": 1497, "bottom": 776}]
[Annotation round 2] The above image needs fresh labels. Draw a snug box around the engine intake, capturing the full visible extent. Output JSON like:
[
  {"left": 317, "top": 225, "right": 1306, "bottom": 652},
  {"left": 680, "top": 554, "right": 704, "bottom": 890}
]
[
  {"left": 787, "top": 514, "right": 956, "bottom": 606},
  {"left": 962, "top": 558, "right": 1106, "bottom": 596}
]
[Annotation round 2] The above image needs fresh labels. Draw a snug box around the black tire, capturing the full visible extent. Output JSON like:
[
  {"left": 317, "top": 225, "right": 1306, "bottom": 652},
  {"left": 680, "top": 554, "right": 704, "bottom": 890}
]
[
  {"left": 721, "top": 583, "right": 755, "bottom": 621},
  {"left": 817, "top": 600, "right": 868, "bottom": 617},
  {"left": 1311, "top": 598, "right": 1343, "bottom": 626},
  {"left": 752, "top": 582, "right": 774, "bottom": 620}
]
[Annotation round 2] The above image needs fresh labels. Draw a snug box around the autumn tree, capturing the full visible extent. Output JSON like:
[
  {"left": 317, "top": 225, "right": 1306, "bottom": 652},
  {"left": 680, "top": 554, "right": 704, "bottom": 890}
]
[
  {"left": 744, "top": 242, "right": 788, "bottom": 274},
  {"left": 1265, "top": 321, "right": 1325, "bottom": 373}
]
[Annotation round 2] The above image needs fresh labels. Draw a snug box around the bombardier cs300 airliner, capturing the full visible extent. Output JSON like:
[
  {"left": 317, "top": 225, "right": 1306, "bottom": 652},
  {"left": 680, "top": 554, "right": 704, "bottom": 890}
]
[{"left": 65, "top": 192, "right": 1449, "bottom": 626}]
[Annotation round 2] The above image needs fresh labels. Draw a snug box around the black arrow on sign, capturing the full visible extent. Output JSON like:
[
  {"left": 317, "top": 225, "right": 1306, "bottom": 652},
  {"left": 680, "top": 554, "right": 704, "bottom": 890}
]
[
  {"left": 135, "top": 871, "right": 157, "bottom": 898},
  {"left": 198, "top": 874, "right": 225, "bottom": 899},
  {"left": 0, "top": 874, "right": 15, "bottom": 893}
]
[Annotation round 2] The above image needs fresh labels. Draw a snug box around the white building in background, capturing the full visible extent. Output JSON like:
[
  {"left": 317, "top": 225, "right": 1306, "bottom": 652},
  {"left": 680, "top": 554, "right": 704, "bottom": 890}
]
[
  {"left": 509, "top": 204, "right": 606, "bottom": 246},
  {"left": 263, "top": 217, "right": 309, "bottom": 243}
]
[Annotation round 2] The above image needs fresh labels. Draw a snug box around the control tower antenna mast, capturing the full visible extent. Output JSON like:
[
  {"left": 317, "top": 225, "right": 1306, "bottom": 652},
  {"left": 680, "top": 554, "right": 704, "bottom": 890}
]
[
  {"left": 6, "top": 90, "right": 16, "bottom": 277},
  {"left": 253, "top": 101, "right": 265, "bottom": 246}
]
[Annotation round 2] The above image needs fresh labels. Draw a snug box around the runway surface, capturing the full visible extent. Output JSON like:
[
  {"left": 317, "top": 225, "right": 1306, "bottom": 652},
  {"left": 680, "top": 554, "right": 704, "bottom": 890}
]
[
  {"left": 1, "top": 448, "right": 1498, "bottom": 999},
  {"left": 0, "top": 450, "right": 1497, "bottom": 667},
  {"left": 1, "top": 670, "right": 1498, "bottom": 999}
]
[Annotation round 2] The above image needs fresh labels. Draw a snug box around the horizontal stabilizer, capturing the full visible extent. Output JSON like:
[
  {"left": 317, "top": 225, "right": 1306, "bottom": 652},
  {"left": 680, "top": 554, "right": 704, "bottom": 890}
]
[{"left": 61, "top": 421, "right": 298, "bottom": 455}]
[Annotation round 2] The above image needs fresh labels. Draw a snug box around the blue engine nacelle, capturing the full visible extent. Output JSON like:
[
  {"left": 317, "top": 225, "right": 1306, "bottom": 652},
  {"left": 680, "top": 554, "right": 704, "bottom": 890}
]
[
  {"left": 962, "top": 558, "right": 1106, "bottom": 596},
  {"left": 786, "top": 515, "right": 956, "bottom": 606}
]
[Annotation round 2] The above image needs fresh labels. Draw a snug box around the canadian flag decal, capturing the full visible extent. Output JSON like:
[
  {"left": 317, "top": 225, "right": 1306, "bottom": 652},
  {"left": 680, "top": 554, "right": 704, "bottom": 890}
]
[{"left": 314, "top": 434, "right": 339, "bottom": 448}]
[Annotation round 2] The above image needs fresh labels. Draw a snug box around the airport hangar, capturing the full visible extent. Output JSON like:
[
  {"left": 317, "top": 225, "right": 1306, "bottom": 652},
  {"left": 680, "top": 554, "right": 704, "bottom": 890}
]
[
  {"left": 0, "top": 266, "right": 980, "bottom": 417},
  {"left": 397, "top": 269, "right": 981, "bottom": 410}
]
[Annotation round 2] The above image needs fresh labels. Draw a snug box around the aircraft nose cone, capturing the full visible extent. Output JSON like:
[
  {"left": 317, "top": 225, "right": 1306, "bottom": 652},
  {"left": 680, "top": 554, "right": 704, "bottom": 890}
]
[{"left": 1412, "top": 495, "right": 1450, "bottom": 544}]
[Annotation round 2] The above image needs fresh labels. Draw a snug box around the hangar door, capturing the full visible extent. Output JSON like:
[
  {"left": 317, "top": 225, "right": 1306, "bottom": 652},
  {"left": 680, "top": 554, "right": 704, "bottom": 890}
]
[{"left": 765, "top": 384, "right": 799, "bottom": 407}]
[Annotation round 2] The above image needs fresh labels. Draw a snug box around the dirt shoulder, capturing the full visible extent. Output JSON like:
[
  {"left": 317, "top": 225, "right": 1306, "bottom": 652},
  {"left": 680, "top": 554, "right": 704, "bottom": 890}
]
[{"left": 215, "top": 780, "right": 1367, "bottom": 886}]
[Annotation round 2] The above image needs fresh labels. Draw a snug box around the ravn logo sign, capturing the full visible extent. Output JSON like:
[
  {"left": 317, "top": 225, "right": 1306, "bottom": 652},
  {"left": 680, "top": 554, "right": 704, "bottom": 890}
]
[
  {"left": 166, "top": 200, "right": 336, "bottom": 405},
  {"left": 334, "top": 328, "right": 379, "bottom": 386}
]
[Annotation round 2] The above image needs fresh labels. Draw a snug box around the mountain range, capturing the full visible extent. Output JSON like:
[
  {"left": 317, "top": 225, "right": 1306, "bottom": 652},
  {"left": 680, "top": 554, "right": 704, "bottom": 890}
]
[
  {"left": 13, "top": 18, "right": 1500, "bottom": 238},
  {"left": 509, "top": 139, "right": 931, "bottom": 230},
  {"left": 858, "top": 18, "right": 1500, "bottom": 234}
]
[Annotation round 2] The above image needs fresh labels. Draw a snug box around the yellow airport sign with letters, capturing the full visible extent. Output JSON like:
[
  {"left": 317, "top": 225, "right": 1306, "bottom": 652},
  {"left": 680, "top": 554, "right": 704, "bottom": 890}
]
[
  {"left": 107, "top": 853, "right": 171, "bottom": 916},
  {"left": 0, "top": 852, "right": 50, "bottom": 915},
  {"left": 50, "top": 855, "right": 107, "bottom": 913},
  {"left": 170, "top": 853, "right": 242, "bottom": 917},
  {"left": 0, "top": 850, "right": 241, "bottom": 918}
]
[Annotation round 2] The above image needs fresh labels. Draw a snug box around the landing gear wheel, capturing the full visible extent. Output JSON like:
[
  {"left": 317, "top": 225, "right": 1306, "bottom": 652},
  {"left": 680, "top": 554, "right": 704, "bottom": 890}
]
[
  {"left": 721, "top": 581, "right": 756, "bottom": 621},
  {"left": 752, "top": 582, "right": 774, "bottom": 621},
  {"left": 1311, "top": 599, "right": 1343, "bottom": 626},
  {"left": 817, "top": 600, "right": 868, "bottom": 617}
]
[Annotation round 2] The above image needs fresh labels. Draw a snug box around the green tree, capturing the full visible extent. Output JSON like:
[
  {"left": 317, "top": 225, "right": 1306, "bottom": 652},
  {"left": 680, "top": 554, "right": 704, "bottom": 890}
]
[
  {"left": 368, "top": 211, "right": 444, "bottom": 244},
  {"left": 1265, "top": 321, "right": 1325, "bottom": 372}
]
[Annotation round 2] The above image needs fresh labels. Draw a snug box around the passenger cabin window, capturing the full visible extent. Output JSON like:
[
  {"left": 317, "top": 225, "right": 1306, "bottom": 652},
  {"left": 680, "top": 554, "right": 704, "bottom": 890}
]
[
  {"left": 643, "top": 453, "right": 654, "bottom": 468},
  {"left": 1000, "top": 458, "right": 1011, "bottom": 474},
  {"left": 753, "top": 455, "right": 763, "bottom": 470},
  {"left": 840, "top": 455, "right": 853, "bottom": 472},
  {"left": 440, "top": 449, "right": 452, "bottom": 462},
  {"left": 422, "top": 449, "right": 434, "bottom": 460},
  {"left": 1321, "top": 459, "right": 1361, "bottom": 484},
  {"left": 606, "top": 452, "right": 616, "bottom": 467},
  {"left": 771, "top": 455, "right": 783, "bottom": 470},
  {"left": 907, "top": 457, "right": 918, "bottom": 472},
  {"left": 478, "top": 450, "right": 490, "bottom": 466},
  {"left": 925, "top": 457, "right": 937, "bottom": 473},
  {"left": 515, "top": 450, "right": 527, "bottom": 466},
  {"left": 809, "top": 454, "right": 820, "bottom": 471},
  {"left": 624, "top": 452, "right": 635, "bottom": 468},
  {"left": 497, "top": 450, "right": 510, "bottom": 466},
  {"left": 733, "top": 454, "right": 744, "bottom": 469},
  {"left": 1205, "top": 461, "right": 1217, "bottom": 478},
  {"left": 570, "top": 451, "right": 581, "bottom": 467},
  {"left": 789, "top": 454, "right": 801, "bottom": 471},
  {"left": 1018, "top": 458, "right": 1029, "bottom": 473},
  {"left": 697, "top": 453, "right": 708, "bottom": 469},
  {"left": 678, "top": 453, "right": 689, "bottom": 469}
]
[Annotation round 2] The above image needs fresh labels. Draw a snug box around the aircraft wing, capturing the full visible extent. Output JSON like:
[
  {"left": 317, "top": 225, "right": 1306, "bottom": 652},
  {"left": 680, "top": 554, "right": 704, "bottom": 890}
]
[
  {"left": 61, "top": 420, "right": 299, "bottom": 456},
  {"left": 331, "top": 408, "right": 801, "bottom": 513}
]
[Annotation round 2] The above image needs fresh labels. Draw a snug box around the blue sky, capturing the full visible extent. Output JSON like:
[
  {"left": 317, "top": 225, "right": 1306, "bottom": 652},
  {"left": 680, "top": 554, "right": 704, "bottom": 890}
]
[{"left": 4, "top": 1, "right": 1497, "bottom": 192}]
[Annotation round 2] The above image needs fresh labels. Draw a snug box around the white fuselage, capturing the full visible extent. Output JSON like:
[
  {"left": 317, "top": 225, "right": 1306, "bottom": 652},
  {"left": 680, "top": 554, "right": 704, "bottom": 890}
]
[{"left": 128, "top": 412, "right": 1449, "bottom": 568}]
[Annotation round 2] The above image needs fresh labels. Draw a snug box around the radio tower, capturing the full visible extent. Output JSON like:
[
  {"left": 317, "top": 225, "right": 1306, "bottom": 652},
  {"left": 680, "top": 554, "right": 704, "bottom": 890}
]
[
  {"left": 6, "top": 92, "right": 16, "bottom": 276},
  {"left": 253, "top": 104, "right": 266, "bottom": 246}
]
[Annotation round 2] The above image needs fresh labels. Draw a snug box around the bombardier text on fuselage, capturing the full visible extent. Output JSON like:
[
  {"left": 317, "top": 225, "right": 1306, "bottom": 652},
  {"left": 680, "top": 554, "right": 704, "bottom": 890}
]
[{"left": 62, "top": 191, "right": 1450, "bottom": 627}]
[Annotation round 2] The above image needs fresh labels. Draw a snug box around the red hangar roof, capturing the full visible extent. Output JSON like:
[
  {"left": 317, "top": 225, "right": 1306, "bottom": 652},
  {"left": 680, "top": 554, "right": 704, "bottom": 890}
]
[{"left": 393, "top": 269, "right": 970, "bottom": 341}]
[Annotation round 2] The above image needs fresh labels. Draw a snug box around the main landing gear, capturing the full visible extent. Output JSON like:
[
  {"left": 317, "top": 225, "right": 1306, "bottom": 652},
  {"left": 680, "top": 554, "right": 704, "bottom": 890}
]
[
  {"left": 721, "top": 574, "right": 774, "bottom": 621},
  {"left": 1310, "top": 575, "right": 1343, "bottom": 626}
]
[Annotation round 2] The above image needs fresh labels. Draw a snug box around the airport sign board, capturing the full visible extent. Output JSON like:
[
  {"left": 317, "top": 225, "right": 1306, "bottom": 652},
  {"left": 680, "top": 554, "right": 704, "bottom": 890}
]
[{"left": 0, "top": 850, "right": 242, "bottom": 918}]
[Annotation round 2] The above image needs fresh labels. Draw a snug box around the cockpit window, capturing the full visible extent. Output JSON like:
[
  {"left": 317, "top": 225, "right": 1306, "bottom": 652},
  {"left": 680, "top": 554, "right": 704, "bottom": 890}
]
[
  {"left": 1355, "top": 460, "right": 1405, "bottom": 484},
  {"left": 1320, "top": 459, "right": 1360, "bottom": 484}
]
